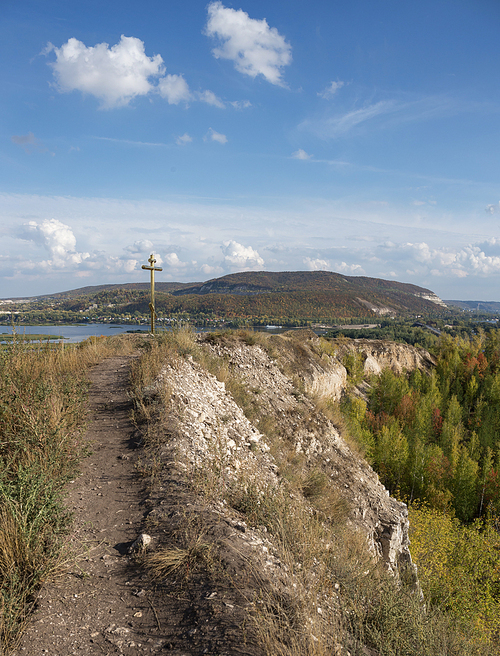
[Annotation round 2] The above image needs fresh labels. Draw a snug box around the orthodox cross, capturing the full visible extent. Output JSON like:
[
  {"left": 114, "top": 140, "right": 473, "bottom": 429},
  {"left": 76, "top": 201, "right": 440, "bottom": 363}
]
[{"left": 141, "top": 253, "right": 163, "bottom": 334}]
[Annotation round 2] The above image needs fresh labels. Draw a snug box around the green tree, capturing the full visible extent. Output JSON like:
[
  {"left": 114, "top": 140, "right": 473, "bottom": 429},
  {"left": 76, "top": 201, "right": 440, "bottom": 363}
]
[
  {"left": 452, "top": 447, "right": 479, "bottom": 522},
  {"left": 373, "top": 419, "right": 408, "bottom": 493}
]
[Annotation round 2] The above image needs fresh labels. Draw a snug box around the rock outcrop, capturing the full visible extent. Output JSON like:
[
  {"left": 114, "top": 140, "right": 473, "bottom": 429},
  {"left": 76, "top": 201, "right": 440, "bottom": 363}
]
[
  {"left": 148, "top": 333, "right": 430, "bottom": 577},
  {"left": 132, "top": 331, "right": 436, "bottom": 653},
  {"left": 346, "top": 338, "right": 436, "bottom": 376}
]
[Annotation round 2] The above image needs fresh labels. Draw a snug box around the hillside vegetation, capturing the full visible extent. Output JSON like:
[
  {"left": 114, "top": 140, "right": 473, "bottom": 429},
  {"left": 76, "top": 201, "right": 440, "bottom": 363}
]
[
  {"left": 3, "top": 271, "right": 450, "bottom": 326},
  {"left": 341, "top": 328, "right": 500, "bottom": 643},
  {"left": 127, "top": 327, "right": 499, "bottom": 654}
]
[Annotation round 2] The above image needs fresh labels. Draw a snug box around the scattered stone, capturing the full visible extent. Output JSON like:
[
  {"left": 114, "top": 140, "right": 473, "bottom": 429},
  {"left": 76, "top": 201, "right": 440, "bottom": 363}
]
[{"left": 128, "top": 533, "right": 152, "bottom": 554}]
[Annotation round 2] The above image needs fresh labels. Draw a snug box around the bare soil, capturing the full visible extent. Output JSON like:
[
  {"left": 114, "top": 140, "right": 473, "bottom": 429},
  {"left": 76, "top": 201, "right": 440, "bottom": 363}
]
[{"left": 14, "top": 355, "right": 263, "bottom": 656}]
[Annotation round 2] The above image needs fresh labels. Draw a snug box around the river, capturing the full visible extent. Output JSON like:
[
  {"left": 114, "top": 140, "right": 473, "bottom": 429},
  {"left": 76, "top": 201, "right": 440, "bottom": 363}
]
[
  {"left": 0, "top": 323, "right": 303, "bottom": 344},
  {"left": 0, "top": 324, "right": 150, "bottom": 343}
]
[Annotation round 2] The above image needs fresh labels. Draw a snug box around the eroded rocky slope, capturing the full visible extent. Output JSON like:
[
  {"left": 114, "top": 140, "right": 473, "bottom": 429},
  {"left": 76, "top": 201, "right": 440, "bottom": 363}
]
[{"left": 131, "top": 331, "right": 431, "bottom": 653}]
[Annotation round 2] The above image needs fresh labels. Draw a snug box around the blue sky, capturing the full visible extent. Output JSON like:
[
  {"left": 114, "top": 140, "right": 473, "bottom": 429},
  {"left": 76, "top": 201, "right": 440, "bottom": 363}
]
[{"left": 2, "top": 0, "right": 500, "bottom": 300}]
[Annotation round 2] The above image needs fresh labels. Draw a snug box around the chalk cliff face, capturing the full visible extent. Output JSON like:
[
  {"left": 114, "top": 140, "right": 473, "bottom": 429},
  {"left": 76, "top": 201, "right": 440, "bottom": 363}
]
[
  {"left": 203, "top": 333, "right": 424, "bottom": 575},
  {"left": 346, "top": 338, "right": 436, "bottom": 376},
  {"left": 137, "top": 331, "right": 434, "bottom": 652},
  {"left": 271, "top": 330, "right": 435, "bottom": 399},
  {"left": 151, "top": 332, "right": 431, "bottom": 577}
]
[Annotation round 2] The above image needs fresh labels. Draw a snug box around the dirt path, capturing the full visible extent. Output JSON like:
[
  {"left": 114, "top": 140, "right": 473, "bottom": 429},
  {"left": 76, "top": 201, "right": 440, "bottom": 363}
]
[{"left": 15, "top": 355, "right": 168, "bottom": 655}]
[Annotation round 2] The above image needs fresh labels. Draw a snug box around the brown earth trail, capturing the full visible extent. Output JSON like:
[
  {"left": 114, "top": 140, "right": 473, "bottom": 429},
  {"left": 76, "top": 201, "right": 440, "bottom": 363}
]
[{"left": 15, "top": 355, "right": 170, "bottom": 655}]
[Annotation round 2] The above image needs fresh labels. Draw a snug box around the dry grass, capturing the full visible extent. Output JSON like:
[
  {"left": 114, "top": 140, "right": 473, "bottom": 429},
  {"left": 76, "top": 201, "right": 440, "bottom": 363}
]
[
  {"left": 0, "top": 334, "right": 135, "bottom": 654},
  {"left": 255, "top": 588, "right": 343, "bottom": 656},
  {"left": 145, "top": 535, "right": 214, "bottom": 581}
]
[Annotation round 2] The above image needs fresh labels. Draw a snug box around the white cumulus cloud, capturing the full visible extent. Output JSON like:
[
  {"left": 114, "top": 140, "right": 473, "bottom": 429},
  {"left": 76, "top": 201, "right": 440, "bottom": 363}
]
[
  {"left": 46, "top": 36, "right": 164, "bottom": 109},
  {"left": 21, "top": 219, "right": 90, "bottom": 268},
  {"left": 337, "top": 261, "right": 365, "bottom": 274},
  {"left": 157, "top": 74, "right": 191, "bottom": 104},
  {"left": 46, "top": 35, "right": 224, "bottom": 110},
  {"left": 381, "top": 240, "right": 500, "bottom": 279},
  {"left": 123, "top": 259, "right": 138, "bottom": 273},
  {"left": 164, "top": 252, "right": 186, "bottom": 268},
  {"left": 205, "top": 1, "right": 292, "bottom": 86},
  {"left": 303, "top": 257, "right": 330, "bottom": 271},
  {"left": 125, "top": 239, "right": 154, "bottom": 254},
  {"left": 222, "top": 240, "right": 264, "bottom": 269},
  {"left": 201, "top": 263, "right": 224, "bottom": 276}
]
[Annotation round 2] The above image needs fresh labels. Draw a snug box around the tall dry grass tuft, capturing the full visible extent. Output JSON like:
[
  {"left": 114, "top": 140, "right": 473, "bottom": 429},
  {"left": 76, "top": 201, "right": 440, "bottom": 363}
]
[
  {"left": 145, "top": 534, "right": 214, "bottom": 581},
  {"left": 128, "top": 332, "right": 179, "bottom": 439},
  {"left": 0, "top": 333, "right": 135, "bottom": 654}
]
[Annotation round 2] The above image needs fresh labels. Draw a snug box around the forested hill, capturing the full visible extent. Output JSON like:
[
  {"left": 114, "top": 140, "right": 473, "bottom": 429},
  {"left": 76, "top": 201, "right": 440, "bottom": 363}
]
[
  {"left": 7, "top": 270, "right": 450, "bottom": 323},
  {"left": 163, "top": 270, "right": 449, "bottom": 319},
  {"left": 17, "top": 280, "right": 194, "bottom": 301},
  {"left": 172, "top": 271, "right": 444, "bottom": 304}
]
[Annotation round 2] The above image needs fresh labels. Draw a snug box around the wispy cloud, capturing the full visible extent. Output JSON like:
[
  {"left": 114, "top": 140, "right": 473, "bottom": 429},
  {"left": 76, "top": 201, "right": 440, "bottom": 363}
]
[
  {"left": 299, "top": 94, "right": 476, "bottom": 140},
  {"left": 92, "top": 136, "right": 171, "bottom": 147},
  {"left": 300, "top": 100, "right": 399, "bottom": 139},
  {"left": 288, "top": 151, "right": 486, "bottom": 187},
  {"left": 176, "top": 133, "right": 193, "bottom": 146},
  {"left": 292, "top": 149, "right": 312, "bottom": 160},
  {"left": 197, "top": 89, "right": 225, "bottom": 108},
  {"left": 205, "top": 128, "right": 228, "bottom": 144},
  {"left": 486, "top": 202, "right": 500, "bottom": 214},
  {"left": 318, "top": 80, "right": 344, "bottom": 99},
  {"left": 11, "top": 132, "right": 53, "bottom": 155},
  {"left": 230, "top": 100, "right": 252, "bottom": 109},
  {"left": 3, "top": 192, "right": 499, "bottom": 297}
]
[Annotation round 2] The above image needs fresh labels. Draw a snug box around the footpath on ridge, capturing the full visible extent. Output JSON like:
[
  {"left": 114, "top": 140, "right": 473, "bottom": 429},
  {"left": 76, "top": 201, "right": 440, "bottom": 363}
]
[{"left": 15, "top": 355, "right": 171, "bottom": 655}]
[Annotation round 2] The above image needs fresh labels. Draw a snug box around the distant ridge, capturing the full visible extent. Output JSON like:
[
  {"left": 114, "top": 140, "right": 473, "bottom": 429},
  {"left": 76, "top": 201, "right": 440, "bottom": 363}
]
[
  {"left": 2, "top": 281, "right": 197, "bottom": 302},
  {"left": 170, "top": 270, "right": 446, "bottom": 304},
  {"left": 3, "top": 271, "right": 451, "bottom": 321},
  {"left": 445, "top": 300, "right": 500, "bottom": 313}
]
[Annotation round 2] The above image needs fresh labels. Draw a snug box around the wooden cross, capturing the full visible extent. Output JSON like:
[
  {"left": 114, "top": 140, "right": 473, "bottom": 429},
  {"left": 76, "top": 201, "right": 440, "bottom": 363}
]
[{"left": 141, "top": 253, "right": 163, "bottom": 334}]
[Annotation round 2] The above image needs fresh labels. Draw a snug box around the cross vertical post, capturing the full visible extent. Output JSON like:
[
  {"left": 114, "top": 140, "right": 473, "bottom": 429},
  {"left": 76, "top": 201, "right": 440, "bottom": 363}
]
[{"left": 141, "top": 253, "right": 163, "bottom": 334}]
